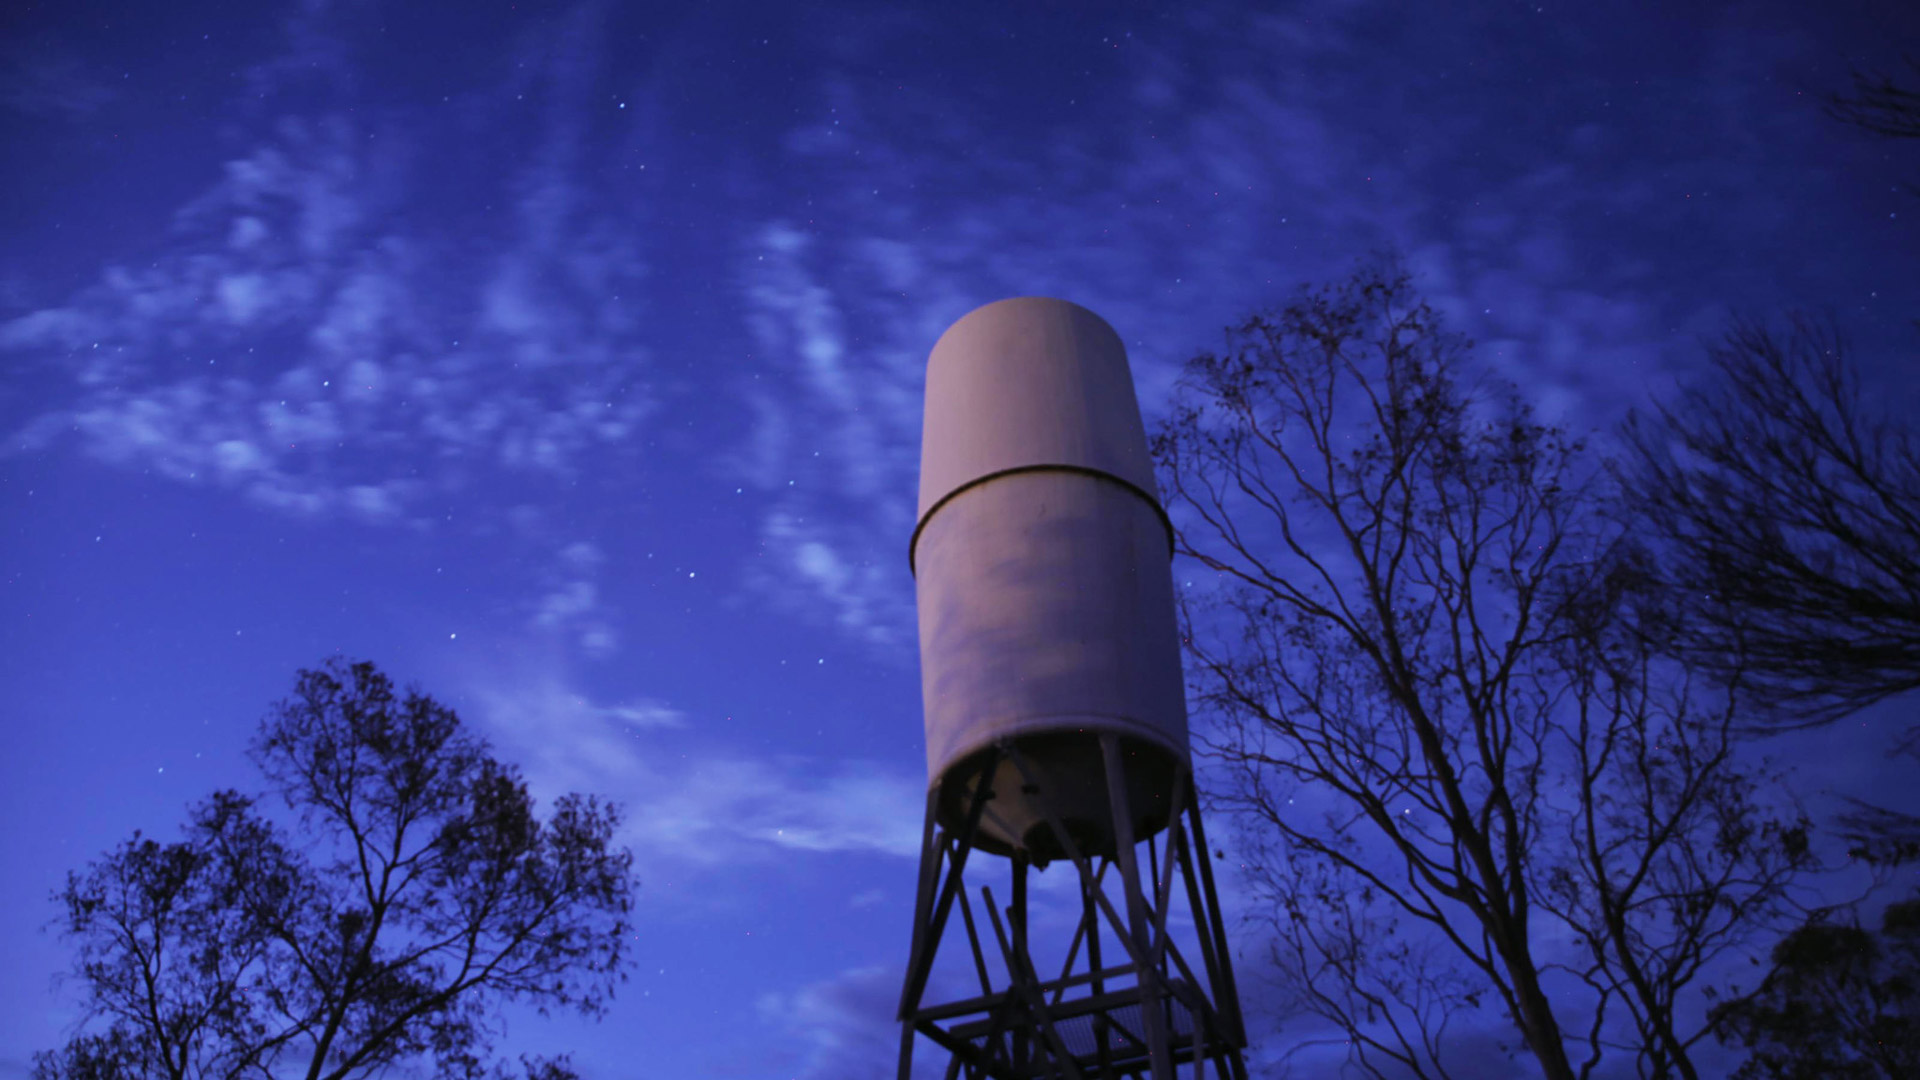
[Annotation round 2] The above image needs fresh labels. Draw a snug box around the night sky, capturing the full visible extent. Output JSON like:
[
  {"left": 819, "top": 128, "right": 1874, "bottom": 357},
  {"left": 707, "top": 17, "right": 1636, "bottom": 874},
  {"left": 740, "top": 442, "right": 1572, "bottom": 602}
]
[{"left": 3, "top": 1, "right": 1918, "bottom": 1077}]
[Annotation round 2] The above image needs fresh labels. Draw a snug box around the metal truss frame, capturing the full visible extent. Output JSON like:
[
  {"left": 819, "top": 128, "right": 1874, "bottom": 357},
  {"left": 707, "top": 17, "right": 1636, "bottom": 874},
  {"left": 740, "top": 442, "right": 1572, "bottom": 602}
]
[{"left": 896, "top": 734, "right": 1248, "bottom": 1080}]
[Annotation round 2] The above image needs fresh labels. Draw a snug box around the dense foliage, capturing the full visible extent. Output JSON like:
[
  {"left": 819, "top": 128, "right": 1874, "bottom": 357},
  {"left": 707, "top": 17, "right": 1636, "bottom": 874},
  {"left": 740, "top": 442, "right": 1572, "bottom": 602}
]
[{"left": 1711, "top": 894, "right": 1920, "bottom": 1080}]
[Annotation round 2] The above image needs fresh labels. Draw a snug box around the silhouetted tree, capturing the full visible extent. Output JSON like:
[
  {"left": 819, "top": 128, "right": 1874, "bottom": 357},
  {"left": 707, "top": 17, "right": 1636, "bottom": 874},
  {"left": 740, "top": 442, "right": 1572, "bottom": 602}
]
[
  {"left": 1710, "top": 892, "right": 1920, "bottom": 1080},
  {"left": 34, "top": 659, "right": 634, "bottom": 1080},
  {"left": 1617, "top": 316, "right": 1920, "bottom": 730},
  {"left": 1828, "top": 59, "right": 1920, "bottom": 141},
  {"left": 1153, "top": 264, "right": 1811, "bottom": 1080}
]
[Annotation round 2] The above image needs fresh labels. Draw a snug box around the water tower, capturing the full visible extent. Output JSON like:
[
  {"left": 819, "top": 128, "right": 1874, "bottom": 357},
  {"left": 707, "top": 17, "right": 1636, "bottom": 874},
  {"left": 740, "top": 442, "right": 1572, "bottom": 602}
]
[{"left": 897, "top": 299, "right": 1248, "bottom": 1079}]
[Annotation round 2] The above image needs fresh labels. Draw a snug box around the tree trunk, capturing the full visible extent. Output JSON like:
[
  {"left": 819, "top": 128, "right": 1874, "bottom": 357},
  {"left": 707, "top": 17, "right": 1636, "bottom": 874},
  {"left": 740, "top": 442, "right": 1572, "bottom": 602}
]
[{"left": 1505, "top": 957, "right": 1578, "bottom": 1080}]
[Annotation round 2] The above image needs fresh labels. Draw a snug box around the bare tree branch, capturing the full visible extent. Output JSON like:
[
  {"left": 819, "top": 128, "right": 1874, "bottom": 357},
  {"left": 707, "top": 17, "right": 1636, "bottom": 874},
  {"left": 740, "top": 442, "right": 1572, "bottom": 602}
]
[
  {"left": 1827, "top": 59, "right": 1920, "bottom": 141},
  {"left": 1155, "top": 263, "right": 1812, "bottom": 1080},
  {"left": 1616, "top": 316, "right": 1920, "bottom": 730}
]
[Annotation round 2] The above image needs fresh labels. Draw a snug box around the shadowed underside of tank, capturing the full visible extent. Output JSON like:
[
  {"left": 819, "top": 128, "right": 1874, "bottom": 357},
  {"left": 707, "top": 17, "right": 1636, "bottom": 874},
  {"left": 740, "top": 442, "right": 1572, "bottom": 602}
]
[{"left": 934, "top": 732, "right": 1182, "bottom": 865}]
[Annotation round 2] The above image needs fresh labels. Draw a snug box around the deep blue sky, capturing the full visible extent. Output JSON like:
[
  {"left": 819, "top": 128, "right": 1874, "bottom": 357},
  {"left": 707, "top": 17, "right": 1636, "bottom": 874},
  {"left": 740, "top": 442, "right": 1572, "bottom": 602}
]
[{"left": 2, "top": 1, "right": 1916, "bottom": 1077}]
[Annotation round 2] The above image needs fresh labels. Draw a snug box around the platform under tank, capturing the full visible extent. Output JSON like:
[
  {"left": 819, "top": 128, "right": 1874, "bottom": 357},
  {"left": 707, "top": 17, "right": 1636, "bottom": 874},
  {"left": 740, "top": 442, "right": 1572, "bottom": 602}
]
[{"left": 912, "top": 297, "right": 1189, "bottom": 865}]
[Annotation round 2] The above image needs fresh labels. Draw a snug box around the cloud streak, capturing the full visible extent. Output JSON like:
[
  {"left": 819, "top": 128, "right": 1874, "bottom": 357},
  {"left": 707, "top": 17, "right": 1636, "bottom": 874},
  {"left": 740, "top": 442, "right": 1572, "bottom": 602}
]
[
  {"left": 709, "top": 2, "right": 1855, "bottom": 659},
  {"left": 757, "top": 965, "right": 949, "bottom": 1080},
  {"left": 0, "top": 11, "right": 664, "bottom": 667},
  {"left": 4, "top": 106, "right": 651, "bottom": 527},
  {"left": 467, "top": 660, "right": 925, "bottom": 870}
]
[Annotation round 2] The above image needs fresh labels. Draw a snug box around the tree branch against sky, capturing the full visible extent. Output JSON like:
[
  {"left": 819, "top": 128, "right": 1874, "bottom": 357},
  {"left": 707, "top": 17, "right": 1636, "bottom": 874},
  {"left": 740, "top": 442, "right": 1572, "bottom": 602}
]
[
  {"left": 1152, "top": 264, "right": 1813, "bottom": 1080},
  {"left": 1827, "top": 58, "right": 1920, "bottom": 141},
  {"left": 1616, "top": 317, "right": 1920, "bottom": 731},
  {"left": 33, "top": 660, "right": 637, "bottom": 1080}
]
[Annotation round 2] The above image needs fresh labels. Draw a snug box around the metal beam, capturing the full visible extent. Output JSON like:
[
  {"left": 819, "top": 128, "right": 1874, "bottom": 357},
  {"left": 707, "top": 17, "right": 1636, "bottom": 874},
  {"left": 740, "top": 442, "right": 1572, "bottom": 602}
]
[
  {"left": 983, "top": 885, "right": 1087, "bottom": 1080},
  {"left": 901, "top": 750, "right": 1000, "bottom": 1019},
  {"left": 905, "top": 741, "right": 1247, "bottom": 1080},
  {"left": 1102, "top": 734, "right": 1174, "bottom": 1080}
]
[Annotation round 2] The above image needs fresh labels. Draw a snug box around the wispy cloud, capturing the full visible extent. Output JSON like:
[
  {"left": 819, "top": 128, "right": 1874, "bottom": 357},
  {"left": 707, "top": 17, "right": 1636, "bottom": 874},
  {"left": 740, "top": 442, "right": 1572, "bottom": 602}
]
[
  {"left": 1, "top": 11, "right": 658, "bottom": 666},
  {"left": 744, "top": 223, "right": 893, "bottom": 497},
  {"left": 0, "top": 36, "right": 118, "bottom": 120},
  {"left": 466, "top": 659, "right": 924, "bottom": 869},
  {"left": 732, "top": 221, "right": 930, "bottom": 649},
  {"left": 531, "top": 541, "right": 621, "bottom": 657},
  {"left": 601, "top": 699, "right": 685, "bottom": 730},
  {"left": 4, "top": 107, "right": 650, "bottom": 524},
  {"left": 714, "top": 4, "right": 1789, "bottom": 662},
  {"left": 744, "top": 509, "right": 910, "bottom": 649},
  {"left": 756, "top": 965, "right": 949, "bottom": 1080}
]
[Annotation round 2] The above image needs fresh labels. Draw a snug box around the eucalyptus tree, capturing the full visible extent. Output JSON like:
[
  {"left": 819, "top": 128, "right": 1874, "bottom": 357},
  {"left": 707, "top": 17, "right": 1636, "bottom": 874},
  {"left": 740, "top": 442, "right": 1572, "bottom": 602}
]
[
  {"left": 1153, "top": 265, "right": 1811, "bottom": 1080},
  {"left": 35, "top": 659, "right": 635, "bottom": 1080},
  {"left": 1711, "top": 891, "right": 1920, "bottom": 1080}
]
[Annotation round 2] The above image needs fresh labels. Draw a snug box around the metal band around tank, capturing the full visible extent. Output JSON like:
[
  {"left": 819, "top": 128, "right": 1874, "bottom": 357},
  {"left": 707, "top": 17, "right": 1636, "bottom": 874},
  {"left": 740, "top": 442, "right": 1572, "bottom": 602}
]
[{"left": 907, "top": 462, "right": 1176, "bottom": 575}]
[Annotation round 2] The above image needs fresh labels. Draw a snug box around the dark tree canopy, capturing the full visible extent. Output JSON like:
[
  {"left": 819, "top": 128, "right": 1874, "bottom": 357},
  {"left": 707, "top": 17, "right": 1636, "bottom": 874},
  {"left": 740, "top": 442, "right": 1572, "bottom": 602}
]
[
  {"left": 35, "top": 659, "right": 635, "bottom": 1080},
  {"left": 1711, "top": 893, "right": 1920, "bottom": 1080},
  {"left": 1617, "top": 316, "right": 1920, "bottom": 729}
]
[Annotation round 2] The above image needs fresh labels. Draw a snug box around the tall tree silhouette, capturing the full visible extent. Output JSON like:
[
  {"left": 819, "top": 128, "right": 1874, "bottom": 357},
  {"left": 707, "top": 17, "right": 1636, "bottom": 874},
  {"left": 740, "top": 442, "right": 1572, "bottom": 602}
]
[
  {"left": 1153, "top": 264, "right": 1810, "bottom": 1080},
  {"left": 34, "top": 659, "right": 635, "bottom": 1080}
]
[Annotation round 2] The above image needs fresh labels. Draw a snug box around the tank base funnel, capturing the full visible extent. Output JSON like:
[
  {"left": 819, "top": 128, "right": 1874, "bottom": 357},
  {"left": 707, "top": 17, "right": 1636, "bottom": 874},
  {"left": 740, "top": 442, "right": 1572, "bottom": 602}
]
[{"left": 935, "top": 733, "right": 1180, "bottom": 865}]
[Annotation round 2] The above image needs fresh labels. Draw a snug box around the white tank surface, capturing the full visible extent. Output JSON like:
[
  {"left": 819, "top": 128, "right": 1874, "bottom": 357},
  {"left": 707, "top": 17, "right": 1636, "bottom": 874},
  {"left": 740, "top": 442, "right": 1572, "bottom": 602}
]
[{"left": 913, "top": 297, "right": 1189, "bottom": 863}]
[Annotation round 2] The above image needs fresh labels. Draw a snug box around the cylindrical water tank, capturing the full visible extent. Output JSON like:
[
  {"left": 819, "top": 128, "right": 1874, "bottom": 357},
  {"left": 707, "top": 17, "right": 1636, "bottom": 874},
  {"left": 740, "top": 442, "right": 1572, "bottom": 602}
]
[{"left": 913, "top": 298, "right": 1188, "bottom": 863}]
